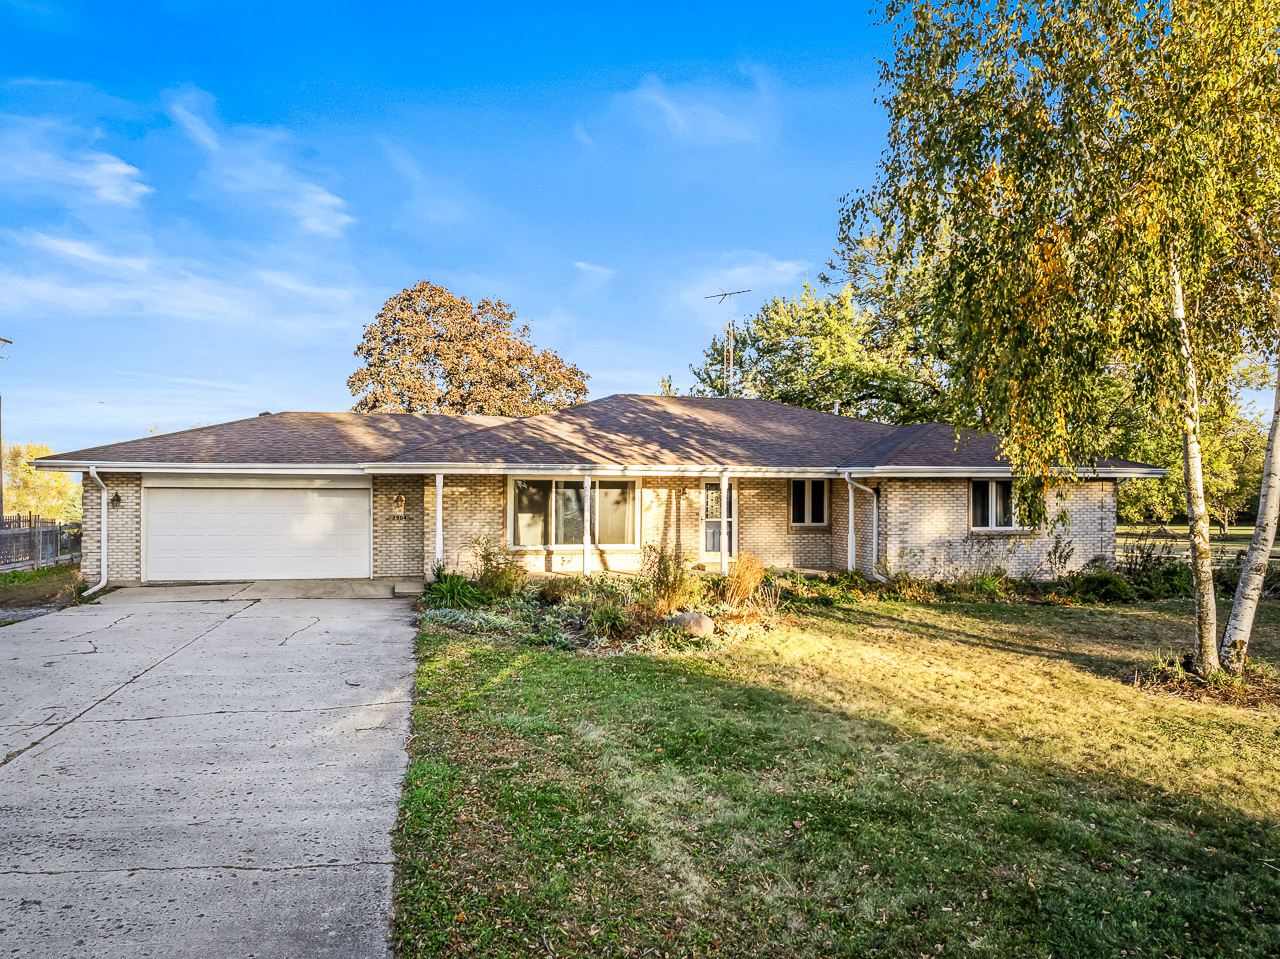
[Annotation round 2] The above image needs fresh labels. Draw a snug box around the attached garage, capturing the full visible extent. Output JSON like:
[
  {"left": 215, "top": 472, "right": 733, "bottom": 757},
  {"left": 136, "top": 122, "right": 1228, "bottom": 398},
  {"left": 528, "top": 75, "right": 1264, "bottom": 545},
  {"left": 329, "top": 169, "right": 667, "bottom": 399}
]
[{"left": 142, "top": 477, "right": 372, "bottom": 582}]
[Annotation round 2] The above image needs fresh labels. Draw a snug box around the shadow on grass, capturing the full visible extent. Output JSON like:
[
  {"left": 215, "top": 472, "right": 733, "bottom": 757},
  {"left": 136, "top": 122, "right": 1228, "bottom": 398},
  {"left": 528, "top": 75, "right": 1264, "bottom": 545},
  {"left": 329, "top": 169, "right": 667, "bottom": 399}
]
[{"left": 393, "top": 619, "right": 1280, "bottom": 959}]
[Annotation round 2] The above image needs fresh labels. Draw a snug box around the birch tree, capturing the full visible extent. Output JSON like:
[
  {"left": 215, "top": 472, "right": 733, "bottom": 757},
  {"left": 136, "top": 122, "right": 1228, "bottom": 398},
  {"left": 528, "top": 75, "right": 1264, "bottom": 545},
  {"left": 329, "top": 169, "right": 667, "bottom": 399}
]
[
  {"left": 1220, "top": 220, "right": 1280, "bottom": 671},
  {"left": 847, "top": 0, "right": 1280, "bottom": 673}
]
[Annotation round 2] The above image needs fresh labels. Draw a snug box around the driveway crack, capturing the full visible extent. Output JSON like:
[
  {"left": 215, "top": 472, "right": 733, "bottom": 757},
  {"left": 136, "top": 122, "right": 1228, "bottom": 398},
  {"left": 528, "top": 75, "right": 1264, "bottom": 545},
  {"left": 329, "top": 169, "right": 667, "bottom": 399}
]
[
  {"left": 1, "top": 603, "right": 256, "bottom": 769},
  {"left": 279, "top": 616, "right": 322, "bottom": 646}
]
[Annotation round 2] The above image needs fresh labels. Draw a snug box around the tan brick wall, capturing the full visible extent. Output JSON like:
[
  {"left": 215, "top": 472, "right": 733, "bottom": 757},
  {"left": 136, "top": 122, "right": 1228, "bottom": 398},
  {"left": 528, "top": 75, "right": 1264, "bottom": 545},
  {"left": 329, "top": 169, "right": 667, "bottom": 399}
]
[
  {"left": 420, "top": 474, "right": 507, "bottom": 576},
  {"left": 372, "top": 475, "right": 424, "bottom": 578},
  {"left": 736, "top": 478, "right": 832, "bottom": 569},
  {"left": 831, "top": 479, "right": 849, "bottom": 571},
  {"left": 640, "top": 477, "right": 702, "bottom": 556},
  {"left": 81, "top": 472, "right": 142, "bottom": 586},
  {"left": 879, "top": 478, "right": 1117, "bottom": 580}
]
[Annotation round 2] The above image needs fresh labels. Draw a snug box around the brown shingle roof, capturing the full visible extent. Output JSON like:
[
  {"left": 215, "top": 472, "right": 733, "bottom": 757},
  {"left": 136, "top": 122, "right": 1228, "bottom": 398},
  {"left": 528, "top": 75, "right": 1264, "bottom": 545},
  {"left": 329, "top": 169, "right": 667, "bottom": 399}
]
[
  {"left": 381, "top": 395, "right": 899, "bottom": 469},
  {"left": 35, "top": 395, "right": 1161, "bottom": 475},
  {"left": 846, "top": 421, "right": 1155, "bottom": 471},
  {"left": 38, "top": 412, "right": 512, "bottom": 465}
]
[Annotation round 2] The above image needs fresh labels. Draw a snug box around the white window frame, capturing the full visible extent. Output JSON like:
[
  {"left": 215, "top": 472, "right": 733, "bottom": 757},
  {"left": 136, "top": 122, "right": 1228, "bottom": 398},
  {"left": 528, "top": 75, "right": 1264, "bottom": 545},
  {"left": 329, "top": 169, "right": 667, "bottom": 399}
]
[
  {"left": 700, "top": 480, "right": 738, "bottom": 559},
  {"left": 790, "top": 478, "right": 829, "bottom": 528},
  {"left": 506, "top": 476, "right": 642, "bottom": 550},
  {"left": 970, "top": 478, "right": 1024, "bottom": 531}
]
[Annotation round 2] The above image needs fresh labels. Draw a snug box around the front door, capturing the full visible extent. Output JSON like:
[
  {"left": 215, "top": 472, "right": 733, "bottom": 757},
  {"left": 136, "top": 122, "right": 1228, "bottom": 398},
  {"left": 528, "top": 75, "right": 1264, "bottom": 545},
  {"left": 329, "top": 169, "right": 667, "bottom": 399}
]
[{"left": 703, "top": 482, "right": 735, "bottom": 559}]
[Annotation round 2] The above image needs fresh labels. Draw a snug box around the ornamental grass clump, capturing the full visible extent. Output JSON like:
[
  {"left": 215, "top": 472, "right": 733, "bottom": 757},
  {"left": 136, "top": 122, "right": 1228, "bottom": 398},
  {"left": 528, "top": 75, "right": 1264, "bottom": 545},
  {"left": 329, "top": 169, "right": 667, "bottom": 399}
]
[
  {"left": 725, "top": 551, "right": 766, "bottom": 607},
  {"left": 423, "top": 572, "right": 482, "bottom": 610}
]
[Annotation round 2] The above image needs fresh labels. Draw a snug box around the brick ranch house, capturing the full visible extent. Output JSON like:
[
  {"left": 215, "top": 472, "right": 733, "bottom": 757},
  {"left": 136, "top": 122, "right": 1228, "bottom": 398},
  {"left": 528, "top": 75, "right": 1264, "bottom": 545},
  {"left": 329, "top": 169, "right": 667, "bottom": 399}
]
[{"left": 34, "top": 395, "right": 1161, "bottom": 588}]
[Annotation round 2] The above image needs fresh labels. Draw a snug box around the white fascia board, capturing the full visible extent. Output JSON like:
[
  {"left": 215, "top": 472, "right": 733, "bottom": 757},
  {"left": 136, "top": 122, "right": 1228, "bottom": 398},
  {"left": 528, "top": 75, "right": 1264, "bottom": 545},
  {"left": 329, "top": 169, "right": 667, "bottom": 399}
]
[
  {"left": 360, "top": 462, "right": 844, "bottom": 478},
  {"left": 864, "top": 465, "right": 1168, "bottom": 479},
  {"left": 31, "top": 460, "right": 368, "bottom": 475}
]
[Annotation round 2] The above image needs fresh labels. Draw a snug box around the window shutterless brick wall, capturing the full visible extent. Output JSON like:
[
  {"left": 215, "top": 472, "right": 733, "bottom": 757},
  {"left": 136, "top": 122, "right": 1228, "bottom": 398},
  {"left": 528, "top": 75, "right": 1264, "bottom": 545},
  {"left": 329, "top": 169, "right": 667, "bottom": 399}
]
[
  {"left": 372, "top": 475, "right": 424, "bottom": 578},
  {"left": 880, "top": 478, "right": 1117, "bottom": 579},
  {"left": 81, "top": 472, "right": 142, "bottom": 586},
  {"left": 736, "top": 479, "right": 832, "bottom": 569}
]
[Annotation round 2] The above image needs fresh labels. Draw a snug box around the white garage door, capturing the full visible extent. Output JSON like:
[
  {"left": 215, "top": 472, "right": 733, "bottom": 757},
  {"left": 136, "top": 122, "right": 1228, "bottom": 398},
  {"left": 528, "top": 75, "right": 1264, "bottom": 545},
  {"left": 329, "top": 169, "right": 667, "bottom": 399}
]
[{"left": 144, "top": 487, "right": 371, "bottom": 581}]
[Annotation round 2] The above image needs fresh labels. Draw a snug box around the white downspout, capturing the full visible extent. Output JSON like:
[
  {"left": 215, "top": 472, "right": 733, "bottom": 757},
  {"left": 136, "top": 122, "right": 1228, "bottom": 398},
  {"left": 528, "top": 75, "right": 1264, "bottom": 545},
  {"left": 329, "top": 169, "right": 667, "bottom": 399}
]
[
  {"left": 582, "top": 474, "right": 592, "bottom": 576},
  {"left": 720, "top": 473, "right": 730, "bottom": 576},
  {"left": 844, "top": 475, "right": 856, "bottom": 572},
  {"left": 434, "top": 473, "right": 444, "bottom": 574},
  {"left": 844, "top": 474, "right": 886, "bottom": 583},
  {"left": 84, "top": 467, "right": 108, "bottom": 595}
]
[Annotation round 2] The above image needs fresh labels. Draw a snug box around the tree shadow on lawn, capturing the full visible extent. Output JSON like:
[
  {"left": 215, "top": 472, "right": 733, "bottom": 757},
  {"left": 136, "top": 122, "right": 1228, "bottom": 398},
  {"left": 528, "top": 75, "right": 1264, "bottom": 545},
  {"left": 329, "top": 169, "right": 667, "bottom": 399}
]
[
  {"left": 394, "top": 627, "right": 1280, "bottom": 959},
  {"left": 807, "top": 598, "right": 1280, "bottom": 685}
]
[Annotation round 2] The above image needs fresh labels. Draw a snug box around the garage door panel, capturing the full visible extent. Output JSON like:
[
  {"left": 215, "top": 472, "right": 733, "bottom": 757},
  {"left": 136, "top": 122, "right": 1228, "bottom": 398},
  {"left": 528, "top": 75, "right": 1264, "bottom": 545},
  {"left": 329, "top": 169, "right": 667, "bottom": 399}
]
[{"left": 145, "top": 487, "right": 370, "bottom": 581}]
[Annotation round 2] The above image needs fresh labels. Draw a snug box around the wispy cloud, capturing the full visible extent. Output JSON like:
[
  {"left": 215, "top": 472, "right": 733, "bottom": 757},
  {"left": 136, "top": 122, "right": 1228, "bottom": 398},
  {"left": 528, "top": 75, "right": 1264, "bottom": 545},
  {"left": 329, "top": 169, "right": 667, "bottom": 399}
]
[
  {"left": 168, "top": 92, "right": 356, "bottom": 236},
  {"left": 671, "top": 250, "right": 808, "bottom": 329},
  {"left": 2, "top": 232, "right": 362, "bottom": 328},
  {"left": 380, "top": 140, "right": 475, "bottom": 225},
  {"left": 26, "top": 232, "right": 149, "bottom": 272},
  {"left": 573, "top": 261, "right": 615, "bottom": 280},
  {"left": 624, "top": 74, "right": 771, "bottom": 145},
  {"left": 0, "top": 115, "right": 152, "bottom": 205}
]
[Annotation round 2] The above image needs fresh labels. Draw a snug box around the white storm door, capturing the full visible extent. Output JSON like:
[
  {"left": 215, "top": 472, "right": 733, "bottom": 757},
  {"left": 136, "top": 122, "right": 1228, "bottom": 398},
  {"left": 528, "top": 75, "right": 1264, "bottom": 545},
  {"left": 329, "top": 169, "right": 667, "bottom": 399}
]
[{"left": 145, "top": 487, "right": 371, "bottom": 581}]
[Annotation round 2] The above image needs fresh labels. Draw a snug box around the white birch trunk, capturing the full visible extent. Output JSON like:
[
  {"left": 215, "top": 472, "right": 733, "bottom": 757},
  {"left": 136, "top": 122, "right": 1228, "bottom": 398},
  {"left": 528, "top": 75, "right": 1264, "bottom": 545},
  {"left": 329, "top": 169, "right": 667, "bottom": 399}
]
[
  {"left": 1172, "top": 256, "right": 1220, "bottom": 674},
  {"left": 1220, "top": 299, "right": 1280, "bottom": 673}
]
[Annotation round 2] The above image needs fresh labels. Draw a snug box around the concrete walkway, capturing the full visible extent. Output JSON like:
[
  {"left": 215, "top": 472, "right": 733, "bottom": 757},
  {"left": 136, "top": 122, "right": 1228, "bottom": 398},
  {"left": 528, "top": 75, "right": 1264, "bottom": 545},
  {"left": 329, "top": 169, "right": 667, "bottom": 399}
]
[{"left": 0, "top": 584, "right": 417, "bottom": 958}]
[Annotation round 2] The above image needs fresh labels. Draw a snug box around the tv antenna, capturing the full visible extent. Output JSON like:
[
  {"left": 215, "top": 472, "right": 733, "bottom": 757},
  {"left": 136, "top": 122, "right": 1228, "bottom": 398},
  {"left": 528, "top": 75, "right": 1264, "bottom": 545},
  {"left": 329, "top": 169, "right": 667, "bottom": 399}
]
[
  {"left": 704, "top": 288, "right": 751, "bottom": 306},
  {"left": 704, "top": 290, "right": 750, "bottom": 397}
]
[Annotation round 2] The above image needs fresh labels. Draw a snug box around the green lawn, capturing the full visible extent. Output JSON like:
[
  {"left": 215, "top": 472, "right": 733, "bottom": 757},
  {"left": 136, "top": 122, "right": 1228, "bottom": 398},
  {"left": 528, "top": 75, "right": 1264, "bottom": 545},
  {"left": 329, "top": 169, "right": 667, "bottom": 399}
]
[
  {"left": 392, "top": 599, "right": 1280, "bottom": 958},
  {"left": 1118, "top": 523, "right": 1280, "bottom": 566}
]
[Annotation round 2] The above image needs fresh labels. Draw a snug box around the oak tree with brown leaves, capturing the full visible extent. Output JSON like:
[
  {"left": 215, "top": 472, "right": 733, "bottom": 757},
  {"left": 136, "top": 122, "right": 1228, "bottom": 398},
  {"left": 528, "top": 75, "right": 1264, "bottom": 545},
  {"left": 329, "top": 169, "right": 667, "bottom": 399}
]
[{"left": 348, "top": 280, "right": 589, "bottom": 415}]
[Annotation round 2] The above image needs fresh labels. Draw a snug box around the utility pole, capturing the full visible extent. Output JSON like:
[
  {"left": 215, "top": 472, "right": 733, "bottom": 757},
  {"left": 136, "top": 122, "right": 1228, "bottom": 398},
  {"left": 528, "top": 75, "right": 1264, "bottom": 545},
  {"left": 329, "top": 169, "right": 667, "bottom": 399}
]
[
  {"left": 704, "top": 290, "right": 750, "bottom": 398},
  {"left": 0, "top": 337, "right": 10, "bottom": 521}
]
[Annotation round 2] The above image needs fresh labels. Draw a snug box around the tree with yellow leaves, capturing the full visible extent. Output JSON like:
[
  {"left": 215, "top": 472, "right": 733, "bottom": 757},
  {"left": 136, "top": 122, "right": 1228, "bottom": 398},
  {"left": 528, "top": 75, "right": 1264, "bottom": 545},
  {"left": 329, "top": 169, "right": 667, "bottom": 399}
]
[
  {"left": 348, "top": 281, "right": 589, "bottom": 416},
  {"left": 848, "top": 0, "right": 1280, "bottom": 673}
]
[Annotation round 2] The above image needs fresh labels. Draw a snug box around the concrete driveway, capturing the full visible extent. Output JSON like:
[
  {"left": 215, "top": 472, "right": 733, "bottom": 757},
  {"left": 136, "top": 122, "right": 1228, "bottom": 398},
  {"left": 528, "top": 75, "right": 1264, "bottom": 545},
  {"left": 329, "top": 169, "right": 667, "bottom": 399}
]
[{"left": 0, "top": 583, "right": 417, "bottom": 958}]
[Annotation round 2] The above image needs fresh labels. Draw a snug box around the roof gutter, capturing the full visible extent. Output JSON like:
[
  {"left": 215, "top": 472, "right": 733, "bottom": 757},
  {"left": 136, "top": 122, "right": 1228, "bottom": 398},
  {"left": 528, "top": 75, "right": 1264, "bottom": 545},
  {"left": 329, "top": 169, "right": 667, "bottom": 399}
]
[
  {"left": 83, "top": 467, "right": 108, "bottom": 596},
  {"left": 31, "top": 461, "right": 368, "bottom": 475}
]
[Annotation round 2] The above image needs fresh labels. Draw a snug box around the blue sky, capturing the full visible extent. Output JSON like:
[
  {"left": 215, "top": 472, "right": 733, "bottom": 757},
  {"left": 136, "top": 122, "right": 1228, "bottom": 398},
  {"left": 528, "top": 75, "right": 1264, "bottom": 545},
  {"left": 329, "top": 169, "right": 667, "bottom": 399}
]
[{"left": 0, "top": 1, "right": 890, "bottom": 452}]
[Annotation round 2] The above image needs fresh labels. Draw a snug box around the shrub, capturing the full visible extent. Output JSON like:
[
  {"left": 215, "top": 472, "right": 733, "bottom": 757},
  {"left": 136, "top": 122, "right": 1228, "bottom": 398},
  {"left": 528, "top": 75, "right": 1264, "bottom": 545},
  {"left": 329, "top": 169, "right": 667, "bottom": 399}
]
[
  {"left": 537, "top": 577, "right": 580, "bottom": 606},
  {"left": 885, "top": 573, "right": 936, "bottom": 604},
  {"left": 725, "top": 551, "right": 766, "bottom": 606},
  {"left": 589, "top": 604, "right": 628, "bottom": 639},
  {"left": 465, "top": 534, "right": 527, "bottom": 600},
  {"left": 641, "top": 544, "right": 702, "bottom": 613},
  {"left": 424, "top": 573, "right": 482, "bottom": 609},
  {"left": 1059, "top": 569, "right": 1136, "bottom": 604}
]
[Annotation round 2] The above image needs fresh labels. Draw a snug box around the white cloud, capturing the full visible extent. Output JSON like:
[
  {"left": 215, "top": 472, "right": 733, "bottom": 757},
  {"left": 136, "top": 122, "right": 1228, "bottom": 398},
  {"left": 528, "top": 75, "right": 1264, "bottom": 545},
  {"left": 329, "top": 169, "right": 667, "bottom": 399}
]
[
  {"left": 0, "top": 115, "right": 152, "bottom": 205},
  {"left": 670, "top": 250, "right": 808, "bottom": 330},
  {"left": 380, "top": 140, "right": 474, "bottom": 225},
  {"left": 573, "top": 261, "right": 615, "bottom": 280},
  {"left": 26, "top": 232, "right": 148, "bottom": 272},
  {"left": 168, "top": 94, "right": 356, "bottom": 237},
  {"left": 624, "top": 74, "right": 770, "bottom": 145},
  {"left": 0, "top": 233, "right": 363, "bottom": 329}
]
